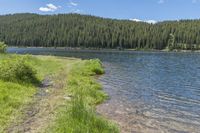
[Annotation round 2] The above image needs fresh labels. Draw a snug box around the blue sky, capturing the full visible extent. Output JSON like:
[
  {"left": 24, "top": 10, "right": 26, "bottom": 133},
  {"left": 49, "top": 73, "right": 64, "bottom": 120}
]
[{"left": 0, "top": 0, "right": 200, "bottom": 22}]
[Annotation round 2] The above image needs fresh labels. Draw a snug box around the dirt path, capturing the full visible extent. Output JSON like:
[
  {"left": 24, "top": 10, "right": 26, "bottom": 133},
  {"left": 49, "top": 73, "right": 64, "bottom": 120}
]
[{"left": 7, "top": 70, "right": 68, "bottom": 133}]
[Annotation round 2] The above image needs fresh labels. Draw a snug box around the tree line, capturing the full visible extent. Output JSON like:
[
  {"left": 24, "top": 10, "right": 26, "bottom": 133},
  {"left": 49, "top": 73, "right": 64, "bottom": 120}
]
[{"left": 0, "top": 13, "right": 200, "bottom": 50}]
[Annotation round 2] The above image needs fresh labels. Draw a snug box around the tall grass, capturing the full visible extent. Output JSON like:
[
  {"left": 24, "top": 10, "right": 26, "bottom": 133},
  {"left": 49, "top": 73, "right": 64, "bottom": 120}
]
[{"left": 48, "top": 59, "right": 119, "bottom": 133}]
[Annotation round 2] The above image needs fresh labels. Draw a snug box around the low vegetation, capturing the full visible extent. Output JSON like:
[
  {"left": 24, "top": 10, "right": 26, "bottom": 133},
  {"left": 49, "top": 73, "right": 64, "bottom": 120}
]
[
  {"left": 0, "top": 42, "right": 7, "bottom": 53},
  {"left": 46, "top": 59, "right": 119, "bottom": 133},
  {"left": 0, "top": 80, "right": 36, "bottom": 132},
  {"left": 0, "top": 55, "right": 37, "bottom": 132},
  {"left": 0, "top": 53, "right": 118, "bottom": 133},
  {"left": 0, "top": 54, "right": 72, "bottom": 132},
  {"left": 0, "top": 56, "right": 39, "bottom": 84}
]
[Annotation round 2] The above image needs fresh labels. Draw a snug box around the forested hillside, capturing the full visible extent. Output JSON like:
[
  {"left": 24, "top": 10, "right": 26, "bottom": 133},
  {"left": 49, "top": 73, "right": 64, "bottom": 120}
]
[{"left": 0, "top": 13, "right": 200, "bottom": 50}]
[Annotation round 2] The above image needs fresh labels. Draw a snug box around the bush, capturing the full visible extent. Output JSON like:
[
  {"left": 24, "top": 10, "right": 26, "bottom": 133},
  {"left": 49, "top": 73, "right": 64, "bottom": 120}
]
[
  {"left": 86, "top": 59, "right": 105, "bottom": 75},
  {"left": 0, "top": 56, "right": 39, "bottom": 85},
  {"left": 0, "top": 42, "right": 7, "bottom": 53}
]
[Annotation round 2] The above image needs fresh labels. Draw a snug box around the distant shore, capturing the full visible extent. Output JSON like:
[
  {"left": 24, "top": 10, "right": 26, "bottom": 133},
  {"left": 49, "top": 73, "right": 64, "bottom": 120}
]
[{"left": 8, "top": 46, "right": 200, "bottom": 53}]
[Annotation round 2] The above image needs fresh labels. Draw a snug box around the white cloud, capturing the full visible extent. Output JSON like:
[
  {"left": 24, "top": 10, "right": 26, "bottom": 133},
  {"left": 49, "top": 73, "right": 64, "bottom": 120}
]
[
  {"left": 130, "top": 18, "right": 142, "bottom": 22},
  {"left": 68, "top": 1, "right": 78, "bottom": 7},
  {"left": 67, "top": 0, "right": 83, "bottom": 13},
  {"left": 39, "top": 7, "right": 52, "bottom": 12},
  {"left": 39, "top": 3, "right": 61, "bottom": 12},
  {"left": 130, "top": 18, "right": 157, "bottom": 24},
  {"left": 146, "top": 20, "right": 157, "bottom": 24},
  {"left": 69, "top": 1, "right": 78, "bottom": 6},
  {"left": 46, "top": 4, "right": 58, "bottom": 10},
  {"left": 158, "top": 0, "right": 165, "bottom": 4}
]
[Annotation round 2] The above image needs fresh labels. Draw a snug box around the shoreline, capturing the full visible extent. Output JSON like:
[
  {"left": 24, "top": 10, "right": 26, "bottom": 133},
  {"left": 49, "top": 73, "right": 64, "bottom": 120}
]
[{"left": 8, "top": 46, "right": 200, "bottom": 53}]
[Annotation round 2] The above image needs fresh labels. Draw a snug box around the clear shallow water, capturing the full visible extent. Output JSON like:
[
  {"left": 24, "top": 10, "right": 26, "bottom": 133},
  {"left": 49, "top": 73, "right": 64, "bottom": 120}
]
[{"left": 8, "top": 48, "right": 200, "bottom": 133}]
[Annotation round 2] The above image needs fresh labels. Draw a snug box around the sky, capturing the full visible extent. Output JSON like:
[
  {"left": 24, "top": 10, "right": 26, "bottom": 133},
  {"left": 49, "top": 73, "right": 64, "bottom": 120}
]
[{"left": 0, "top": 0, "right": 200, "bottom": 22}]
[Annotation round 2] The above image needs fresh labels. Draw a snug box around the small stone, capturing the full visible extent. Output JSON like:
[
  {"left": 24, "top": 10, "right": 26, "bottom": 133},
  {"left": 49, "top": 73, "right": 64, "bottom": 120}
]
[{"left": 64, "top": 96, "right": 71, "bottom": 100}]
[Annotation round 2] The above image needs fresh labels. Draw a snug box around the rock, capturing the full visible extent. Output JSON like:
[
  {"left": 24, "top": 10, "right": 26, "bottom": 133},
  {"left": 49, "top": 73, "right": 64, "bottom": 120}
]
[{"left": 64, "top": 96, "right": 71, "bottom": 100}]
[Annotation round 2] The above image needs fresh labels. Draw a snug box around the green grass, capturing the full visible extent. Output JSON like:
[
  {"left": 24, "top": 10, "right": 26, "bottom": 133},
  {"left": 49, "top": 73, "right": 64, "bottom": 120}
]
[
  {"left": 27, "top": 55, "right": 72, "bottom": 80},
  {"left": 0, "top": 54, "right": 68, "bottom": 81},
  {"left": 0, "top": 54, "right": 76, "bottom": 132},
  {"left": 0, "top": 81, "right": 36, "bottom": 132},
  {"left": 0, "top": 54, "right": 118, "bottom": 133},
  {"left": 47, "top": 59, "right": 119, "bottom": 133}
]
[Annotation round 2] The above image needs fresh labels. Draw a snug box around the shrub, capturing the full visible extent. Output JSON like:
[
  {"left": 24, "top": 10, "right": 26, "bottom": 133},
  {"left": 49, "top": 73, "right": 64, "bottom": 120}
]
[
  {"left": 0, "top": 42, "right": 7, "bottom": 53},
  {"left": 0, "top": 56, "right": 39, "bottom": 85},
  {"left": 86, "top": 59, "right": 105, "bottom": 75}
]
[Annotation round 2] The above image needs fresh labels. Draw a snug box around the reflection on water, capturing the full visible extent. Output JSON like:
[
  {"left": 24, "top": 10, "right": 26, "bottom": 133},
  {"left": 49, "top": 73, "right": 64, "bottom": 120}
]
[{"left": 8, "top": 48, "right": 200, "bottom": 133}]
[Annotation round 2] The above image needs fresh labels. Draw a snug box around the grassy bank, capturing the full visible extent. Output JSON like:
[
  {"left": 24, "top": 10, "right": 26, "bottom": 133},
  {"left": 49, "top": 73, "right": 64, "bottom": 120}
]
[
  {"left": 0, "top": 54, "right": 69, "bottom": 132},
  {"left": 46, "top": 59, "right": 119, "bottom": 133},
  {"left": 0, "top": 54, "right": 118, "bottom": 133}
]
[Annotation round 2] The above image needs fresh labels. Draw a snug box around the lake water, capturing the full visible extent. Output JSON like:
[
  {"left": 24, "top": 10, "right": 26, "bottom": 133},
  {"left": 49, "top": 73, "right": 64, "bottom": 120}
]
[{"left": 8, "top": 48, "right": 200, "bottom": 133}]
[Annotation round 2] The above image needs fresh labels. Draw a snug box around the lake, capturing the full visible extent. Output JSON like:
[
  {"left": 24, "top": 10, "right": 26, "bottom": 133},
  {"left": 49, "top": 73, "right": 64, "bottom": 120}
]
[{"left": 8, "top": 47, "right": 200, "bottom": 133}]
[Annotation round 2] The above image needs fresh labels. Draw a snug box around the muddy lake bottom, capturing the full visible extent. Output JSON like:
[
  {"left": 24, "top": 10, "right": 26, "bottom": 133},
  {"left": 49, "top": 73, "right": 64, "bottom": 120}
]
[{"left": 8, "top": 47, "right": 200, "bottom": 133}]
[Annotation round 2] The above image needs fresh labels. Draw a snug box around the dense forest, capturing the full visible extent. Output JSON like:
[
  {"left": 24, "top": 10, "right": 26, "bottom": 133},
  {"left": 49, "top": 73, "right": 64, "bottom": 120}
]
[{"left": 0, "top": 13, "right": 200, "bottom": 50}]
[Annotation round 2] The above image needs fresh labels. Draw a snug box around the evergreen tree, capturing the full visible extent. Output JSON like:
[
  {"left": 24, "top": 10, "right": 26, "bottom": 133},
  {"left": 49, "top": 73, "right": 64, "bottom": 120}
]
[
  {"left": 168, "top": 33, "right": 175, "bottom": 51},
  {"left": 0, "top": 13, "right": 200, "bottom": 50}
]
